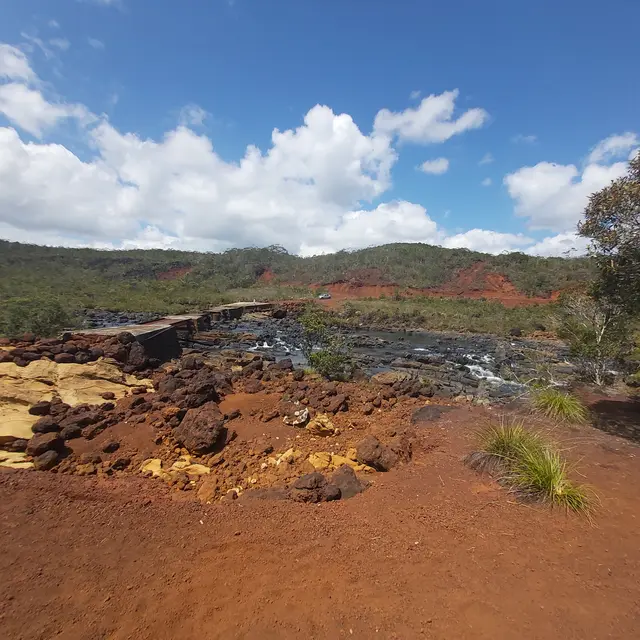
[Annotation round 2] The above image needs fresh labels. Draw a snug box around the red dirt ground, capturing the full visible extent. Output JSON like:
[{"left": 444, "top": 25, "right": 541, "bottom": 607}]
[
  {"left": 1, "top": 404, "right": 639, "bottom": 639},
  {"left": 313, "top": 263, "right": 559, "bottom": 309},
  {"left": 156, "top": 266, "right": 193, "bottom": 280}
]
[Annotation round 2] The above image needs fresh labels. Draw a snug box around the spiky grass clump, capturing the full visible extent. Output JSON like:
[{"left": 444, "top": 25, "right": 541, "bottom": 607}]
[
  {"left": 467, "top": 418, "right": 542, "bottom": 473},
  {"left": 468, "top": 418, "right": 596, "bottom": 517},
  {"left": 532, "top": 387, "right": 589, "bottom": 423},
  {"left": 509, "top": 447, "right": 595, "bottom": 516}
]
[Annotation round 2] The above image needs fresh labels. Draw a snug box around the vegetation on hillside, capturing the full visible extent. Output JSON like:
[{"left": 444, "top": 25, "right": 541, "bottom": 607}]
[{"left": 0, "top": 239, "right": 591, "bottom": 338}]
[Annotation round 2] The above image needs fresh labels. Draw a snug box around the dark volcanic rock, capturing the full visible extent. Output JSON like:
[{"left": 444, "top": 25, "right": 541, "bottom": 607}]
[
  {"left": 289, "top": 472, "right": 341, "bottom": 503},
  {"left": 26, "top": 432, "right": 63, "bottom": 457},
  {"left": 31, "top": 415, "right": 59, "bottom": 434},
  {"left": 102, "top": 440, "right": 120, "bottom": 454},
  {"left": 33, "top": 450, "right": 60, "bottom": 471},
  {"left": 329, "top": 465, "right": 369, "bottom": 500},
  {"left": 126, "top": 342, "right": 148, "bottom": 370},
  {"left": 54, "top": 353, "right": 76, "bottom": 364},
  {"left": 355, "top": 435, "right": 399, "bottom": 472},
  {"left": 244, "top": 379, "right": 262, "bottom": 394},
  {"left": 411, "top": 405, "right": 454, "bottom": 425},
  {"left": 173, "top": 402, "right": 227, "bottom": 455}
]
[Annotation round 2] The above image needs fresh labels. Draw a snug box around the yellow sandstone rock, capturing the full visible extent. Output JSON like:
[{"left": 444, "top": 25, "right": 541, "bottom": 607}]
[
  {"left": 308, "top": 452, "right": 375, "bottom": 473},
  {"left": 0, "top": 450, "right": 34, "bottom": 470},
  {"left": 306, "top": 414, "right": 337, "bottom": 437},
  {"left": 0, "top": 360, "right": 153, "bottom": 443}
]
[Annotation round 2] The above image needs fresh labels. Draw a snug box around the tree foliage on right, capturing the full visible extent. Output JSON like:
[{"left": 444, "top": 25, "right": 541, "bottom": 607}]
[{"left": 579, "top": 154, "right": 640, "bottom": 314}]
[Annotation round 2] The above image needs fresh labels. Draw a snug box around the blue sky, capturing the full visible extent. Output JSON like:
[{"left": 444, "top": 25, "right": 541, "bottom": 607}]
[{"left": 0, "top": 0, "right": 638, "bottom": 256}]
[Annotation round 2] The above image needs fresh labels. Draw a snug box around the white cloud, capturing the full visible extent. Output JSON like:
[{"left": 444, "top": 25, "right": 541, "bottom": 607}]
[
  {"left": 0, "top": 44, "right": 35, "bottom": 82},
  {"left": 87, "top": 37, "right": 105, "bottom": 50},
  {"left": 505, "top": 158, "right": 629, "bottom": 232},
  {"left": 0, "top": 83, "right": 93, "bottom": 137},
  {"left": 587, "top": 132, "right": 639, "bottom": 164},
  {"left": 479, "top": 152, "right": 493, "bottom": 165},
  {"left": 525, "top": 232, "right": 590, "bottom": 257},
  {"left": 418, "top": 157, "right": 449, "bottom": 175},
  {"left": 49, "top": 38, "right": 70, "bottom": 51},
  {"left": 300, "top": 201, "right": 441, "bottom": 256},
  {"left": 0, "top": 43, "right": 601, "bottom": 259},
  {"left": 179, "top": 104, "right": 208, "bottom": 127},
  {"left": 443, "top": 229, "right": 533, "bottom": 254},
  {"left": 512, "top": 134, "right": 537, "bottom": 144},
  {"left": 409, "top": 90, "right": 421, "bottom": 100},
  {"left": 481, "top": 177, "right": 492, "bottom": 186},
  {"left": 48, "top": 20, "right": 60, "bottom": 29},
  {"left": 373, "top": 89, "right": 488, "bottom": 144}
]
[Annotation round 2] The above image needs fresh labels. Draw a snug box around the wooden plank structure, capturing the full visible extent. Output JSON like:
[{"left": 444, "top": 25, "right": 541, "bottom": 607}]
[{"left": 75, "top": 302, "right": 274, "bottom": 340}]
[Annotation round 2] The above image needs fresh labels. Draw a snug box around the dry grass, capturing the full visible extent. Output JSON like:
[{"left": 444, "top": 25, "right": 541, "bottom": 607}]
[
  {"left": 467, "top": 417, "right": 596, "bottom": 517},
  {"left": 532, "top": 387, "right": 589, "bottom": 423}
]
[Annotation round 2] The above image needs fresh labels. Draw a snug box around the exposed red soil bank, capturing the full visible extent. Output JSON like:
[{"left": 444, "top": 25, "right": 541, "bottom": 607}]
[
  {"left": 1, "top": 405, "right": 639, "bottom": 639},
  {"left": 315, "top": 263, "right": 560, "bottom": 308},
  {"left": 156, "top": 266, "right": 193, "bottom": 280}
]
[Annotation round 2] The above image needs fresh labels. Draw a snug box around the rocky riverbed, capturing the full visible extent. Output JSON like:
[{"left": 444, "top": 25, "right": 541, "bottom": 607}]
[{"left": 187, "top": 316, "right": 574, "bottom": 401}]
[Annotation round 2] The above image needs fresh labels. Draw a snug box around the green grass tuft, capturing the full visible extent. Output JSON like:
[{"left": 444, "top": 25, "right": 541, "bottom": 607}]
[
  {"left": 532, "top": 387, "right": 589, "bottom": 423},
  {"left": 468, "top": 418, "right": 596, "bottom": 517}
]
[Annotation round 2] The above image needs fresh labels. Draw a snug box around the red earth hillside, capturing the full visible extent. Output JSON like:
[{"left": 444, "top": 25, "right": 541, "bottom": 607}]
[{"left": 312, "top": 263, "right": 560, "bottom": 308}]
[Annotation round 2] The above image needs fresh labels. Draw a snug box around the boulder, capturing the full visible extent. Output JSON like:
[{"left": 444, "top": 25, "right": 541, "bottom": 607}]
[
  {"left": 28, "top": 400, "right": 51, "bottom": 417},
  {"left": 126, "top": 342, "right": 148, "bottom": 370},
  {"left": 289, "top": 472, "right": 341, "bottom": 503},
  {"left": 244, "top": 379, "right": 262, "bottom": 394},
  {"left": 306, "top": 414, "right": 337, "bottom": 437},
  {"left": 31, "top": 416, "right": 60, "bottom": 434},
  {"left": 26, "top": 432, "right": 62, "bottom": 457},
  {"left": 54, "top": 353, "right": 76, "bottom": 364},
  {"left": 173, "top": 402, "right": 227, "bottom": 455},
  {"left": 33, "top": 450, "right": 59, "bottom": 471},
  {"left": 355, "top": 435, "right": 399, "bottom": 472},
  {"left": 371, "top": 371, "right": 411, "bottom": 385},
  {"left": 411, "top": 405, "right": 453, "bottom": 425},
  {"left": 102, "top": 440, "right": 120, "bottom": 454},
  {"left": 281, "top": 403, "right": 309, "bottom": 427},
  {"left": 326, "top": 393, "right": 347, "bottom": 414},
  {"left": 329, "top": 465, "right": 369, "bottom": 500}
]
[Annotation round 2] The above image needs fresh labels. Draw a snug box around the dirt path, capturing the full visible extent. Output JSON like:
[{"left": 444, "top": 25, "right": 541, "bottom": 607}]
[{"left": 1, "top": 411, "right": 639, "bottom": 639}]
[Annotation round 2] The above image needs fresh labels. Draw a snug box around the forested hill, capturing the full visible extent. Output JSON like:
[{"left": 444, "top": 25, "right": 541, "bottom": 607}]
[{"left": 0, "top": 240, "right": 593, "bottom": 305}]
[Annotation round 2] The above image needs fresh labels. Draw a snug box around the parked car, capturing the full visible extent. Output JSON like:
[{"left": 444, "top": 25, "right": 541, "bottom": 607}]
[{"left": 317, "top": 293, "right": 332, "bottom": 300}]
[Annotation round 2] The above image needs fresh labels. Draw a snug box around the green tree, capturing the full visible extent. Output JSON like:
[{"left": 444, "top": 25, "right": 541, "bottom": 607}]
[
  {"left": 0, "top": 298, "right": 71, "bottom": 338},
  {"left": 579, "top": 154, "right": 640, "bottom": 314},
  {"left": 555, "top": 292, "right": 629, "bottom": 386}
]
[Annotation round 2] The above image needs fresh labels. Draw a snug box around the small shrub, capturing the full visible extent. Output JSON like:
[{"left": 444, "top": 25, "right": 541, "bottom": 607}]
[
  {"left": 308, "top": 350, "right": 351, "bottom": 380},
  {"left": 467, "top": 418, "right": 596, "bottom": 517},
  {"left": 532, "top": 387, "right": 588, "bottom": 423},
  {"left": 509, "top": 447, "right": 594, "bottom": 515}
]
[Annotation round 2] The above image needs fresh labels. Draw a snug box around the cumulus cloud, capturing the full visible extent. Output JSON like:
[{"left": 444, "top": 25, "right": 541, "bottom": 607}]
[
  {"left": 0, "top": 43, "right": 606, "bottom": 258},
  {"left": 409, "top": 90, "right": 421, "bottom": 100},
  {"left": 587, "top": 132, "right": 639, "bottom": 164},
  {"left": 0, "top": 44, "right": 35, "bottom": 82},
  {"left": 418, "top": 157, "right": 449, "bottom": 175},
  {"left": 443, "top": 229, "right": 533, "bottom": 254},
  {"left": 0, "top": 83, "right": 93, "bottom": 137},
  {"left": 524, "top": 232, "right": 590, "bottom": 257},
  {"left": 504, "top": 157, "right": 629, "bottom": 232},
  {"left": 481, "top": 177, "right": 492, "bottom": 186},
  {"left": 373, "top": 89, "right": 488, "bottom": 144}
]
